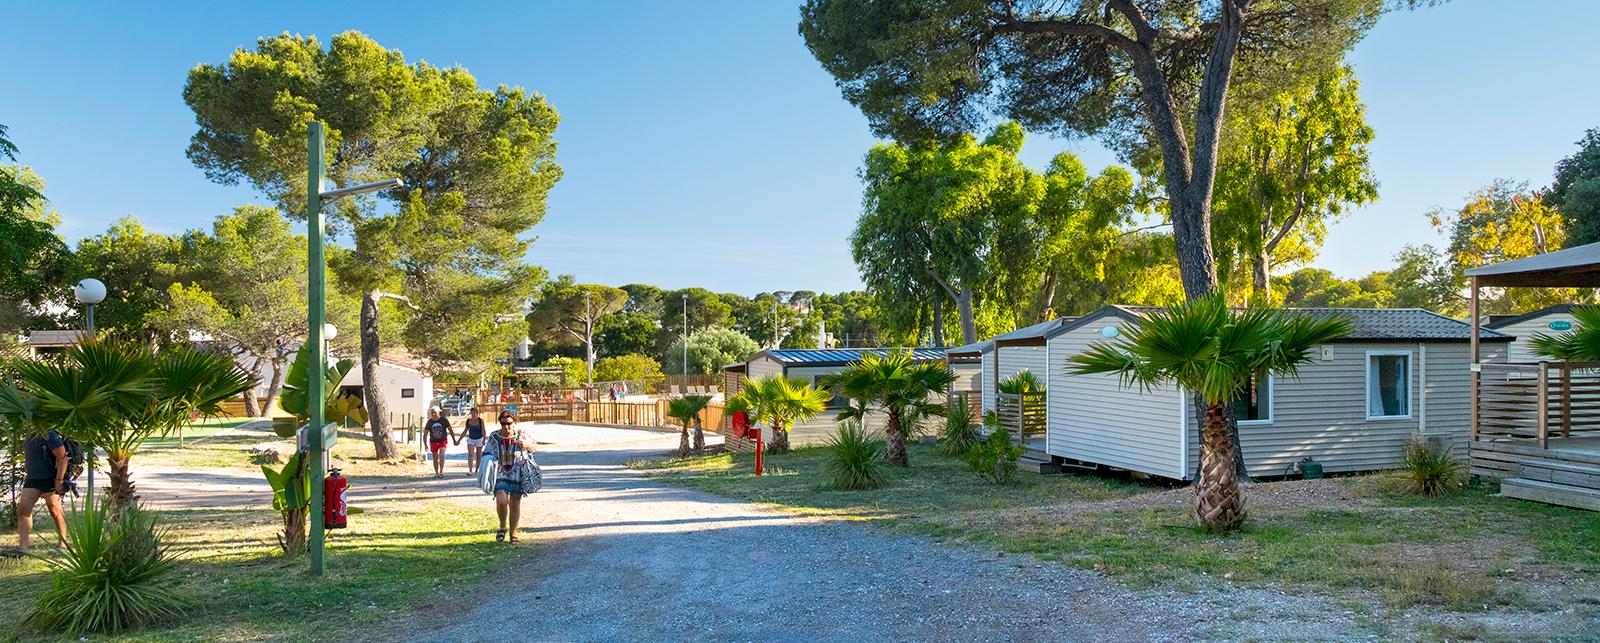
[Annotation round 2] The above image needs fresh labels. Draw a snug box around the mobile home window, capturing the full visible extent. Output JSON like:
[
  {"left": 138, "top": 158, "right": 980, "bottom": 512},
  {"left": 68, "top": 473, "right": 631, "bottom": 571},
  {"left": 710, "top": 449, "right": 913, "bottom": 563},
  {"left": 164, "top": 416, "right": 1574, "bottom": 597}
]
[
  {"left": 400, "top": 388, "right": 415, "bottom": 399},
  {"left": 813, "top": 376, "right": 848, "bottom": 410},
  {"left": 1229, "top": 374, "right": 1272, "bottom": 423},
  {"left": 1366, "top": 352, "right": 1411, "bottom": 419}
]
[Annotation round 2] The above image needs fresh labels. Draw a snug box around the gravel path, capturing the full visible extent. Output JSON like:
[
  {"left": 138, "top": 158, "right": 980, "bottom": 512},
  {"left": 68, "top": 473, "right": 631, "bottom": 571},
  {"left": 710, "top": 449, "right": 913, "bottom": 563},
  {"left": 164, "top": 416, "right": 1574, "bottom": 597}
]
[{"left": 405, "top": 424, "right": 1395, "bottom": 642}]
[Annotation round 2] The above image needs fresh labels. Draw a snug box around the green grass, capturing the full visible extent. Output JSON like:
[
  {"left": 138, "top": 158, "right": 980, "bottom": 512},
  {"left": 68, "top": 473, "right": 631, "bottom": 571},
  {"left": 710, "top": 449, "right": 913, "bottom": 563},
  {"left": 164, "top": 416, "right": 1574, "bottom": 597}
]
[
  {"left": 0, "top": 501, "right": 528, "bottom": 641},
  {"left": 140, "top": 418, "right": 250, "bottom": 448},
  {"left": 637, "top": 444, "right": 1600, "bottom": 611}
]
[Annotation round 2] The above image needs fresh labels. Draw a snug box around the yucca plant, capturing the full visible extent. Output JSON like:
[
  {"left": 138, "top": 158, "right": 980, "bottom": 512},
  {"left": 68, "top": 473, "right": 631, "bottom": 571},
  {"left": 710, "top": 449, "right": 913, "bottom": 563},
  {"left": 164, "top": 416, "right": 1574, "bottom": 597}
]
[
  {"left": 726, "top": 376, "right": 831, "bottom": 453},
  {"left": 1072, "top": 294, "right": 1351, "bottom": 531},
  {"left": 938, "top": 397, "right": 980, "bottom": 457},
  {"left": 1400, "top": 436, "right": 1464, "bottom": 496},
  {"left": 824, "top": 420, "right": 886, "bottom": 490},
  {"left": 666, "top": 394, "right": 713, "bottom": 456},
  {"left": 823, "top": 350, "right": 956, "bottom": 467},
  {"left": 23, "top": 499, "right": 187, "bottom": 635}
]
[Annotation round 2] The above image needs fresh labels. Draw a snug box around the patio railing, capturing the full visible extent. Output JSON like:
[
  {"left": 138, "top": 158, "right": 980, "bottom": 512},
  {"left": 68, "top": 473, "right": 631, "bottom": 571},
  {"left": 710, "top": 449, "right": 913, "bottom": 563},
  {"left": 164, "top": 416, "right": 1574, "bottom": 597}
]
[{"left": 1477, "top": 361, "right": 1600, "bottom": 448}]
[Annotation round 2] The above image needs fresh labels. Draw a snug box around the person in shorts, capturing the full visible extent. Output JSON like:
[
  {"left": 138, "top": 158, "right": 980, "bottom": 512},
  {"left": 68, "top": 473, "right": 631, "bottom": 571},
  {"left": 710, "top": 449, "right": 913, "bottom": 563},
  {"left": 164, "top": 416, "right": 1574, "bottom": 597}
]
[
  {"left": 423, "top": 406, "right": 454, "bottom": 478},
  {"left": 15, "top": 429, "right": 70, "bottom": 553},
  {"left": 458, "top": 406, "right": 487, "bottom": 477},
  {"left": 483, "top": 412, "right": 536, "bottom": 543}
]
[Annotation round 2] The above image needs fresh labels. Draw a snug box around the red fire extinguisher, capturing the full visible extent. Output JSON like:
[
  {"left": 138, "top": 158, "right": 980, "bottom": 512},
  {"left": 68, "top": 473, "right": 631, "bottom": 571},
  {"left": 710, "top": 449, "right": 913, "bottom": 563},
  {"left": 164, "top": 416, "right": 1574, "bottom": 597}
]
[{"left": 324, "top": 468, "right": 348, "bottom": 530}]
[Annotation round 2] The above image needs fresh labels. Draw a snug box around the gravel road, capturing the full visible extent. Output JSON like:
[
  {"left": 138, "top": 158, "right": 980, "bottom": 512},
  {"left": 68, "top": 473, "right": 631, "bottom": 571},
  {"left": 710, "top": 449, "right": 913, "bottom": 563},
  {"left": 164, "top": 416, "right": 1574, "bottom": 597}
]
[{"left": 404, "top": 424, "right": 1403, "bottom": 642}]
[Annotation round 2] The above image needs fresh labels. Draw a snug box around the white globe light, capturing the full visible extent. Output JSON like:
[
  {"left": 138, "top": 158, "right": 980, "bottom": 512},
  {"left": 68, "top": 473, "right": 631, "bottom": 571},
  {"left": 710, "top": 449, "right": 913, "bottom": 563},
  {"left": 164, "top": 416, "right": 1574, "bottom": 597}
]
[
  {"left": 323, "top": 323, "right": 338, "bottom": 340},
  {"left": 74, "top": 278, "right": 107, "bottom": 305},
  {"left": 1099, "top": 325, "right": 1120, "bottom": 339}
]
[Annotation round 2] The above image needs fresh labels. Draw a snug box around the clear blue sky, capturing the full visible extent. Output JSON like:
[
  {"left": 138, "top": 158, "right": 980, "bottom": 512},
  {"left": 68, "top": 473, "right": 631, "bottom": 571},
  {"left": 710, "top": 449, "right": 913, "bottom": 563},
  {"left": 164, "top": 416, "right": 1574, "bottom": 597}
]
[{"left": 3, "top": 0, "right": 1598, "bottom": 295}]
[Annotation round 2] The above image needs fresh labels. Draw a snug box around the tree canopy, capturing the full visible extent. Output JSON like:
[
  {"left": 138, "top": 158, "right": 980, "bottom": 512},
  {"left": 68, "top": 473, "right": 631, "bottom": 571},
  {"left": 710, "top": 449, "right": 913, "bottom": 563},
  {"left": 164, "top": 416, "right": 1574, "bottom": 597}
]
[
  {"left": 664, "top": 327, "right": 760, "bottom": 376},
  {"left": 0, "top": 125, "right": 73, "bottom": 333},
  {"left": 1550, "top": 128, "right": 1600, "bottom": 248}
]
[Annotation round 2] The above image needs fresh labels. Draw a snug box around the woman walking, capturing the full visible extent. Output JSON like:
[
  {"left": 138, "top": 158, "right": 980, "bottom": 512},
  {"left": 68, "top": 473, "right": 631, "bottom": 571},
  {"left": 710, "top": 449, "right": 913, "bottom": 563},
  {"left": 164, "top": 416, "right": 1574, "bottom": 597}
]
[
  {"left": 459, "top": 407, "right": 487, "bottom": 476},
  {"left": 484, "top": 412, "right": 537, "bottom": 543}
]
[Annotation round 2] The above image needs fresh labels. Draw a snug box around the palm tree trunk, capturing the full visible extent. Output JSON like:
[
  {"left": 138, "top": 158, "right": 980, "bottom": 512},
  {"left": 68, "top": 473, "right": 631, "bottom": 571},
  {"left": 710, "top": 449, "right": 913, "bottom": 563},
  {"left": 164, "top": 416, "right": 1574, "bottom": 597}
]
[
  {"left": 106, "top": 454, "right": 136, "bottom": 517},
  {"left": 768, "top": 422, "right": 790, "bottom": 453},
  {"left": 281, "top": 508, "right": 307, "bottom": 555},
  {"left": 362, "top": 291, "right": 397, "bottom": 460},
  {"left": 678, "top": 422, "right": 691, "bottom": 456},
  {"left": 692, "top": 419, "right": 705, "bottom": 452},
  {"left": 1196, "top": 403, "right": 1246, "bottom": 531},
  {"left": 883, "top": 410, "right": 908, "bottom": 467}
]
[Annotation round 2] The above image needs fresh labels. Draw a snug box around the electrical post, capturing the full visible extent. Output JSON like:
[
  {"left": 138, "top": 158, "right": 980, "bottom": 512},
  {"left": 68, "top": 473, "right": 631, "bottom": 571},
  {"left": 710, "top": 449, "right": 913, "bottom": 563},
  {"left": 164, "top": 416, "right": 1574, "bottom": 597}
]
[{"left": 306, "top": 121, "right": 329, "bottom": 576}]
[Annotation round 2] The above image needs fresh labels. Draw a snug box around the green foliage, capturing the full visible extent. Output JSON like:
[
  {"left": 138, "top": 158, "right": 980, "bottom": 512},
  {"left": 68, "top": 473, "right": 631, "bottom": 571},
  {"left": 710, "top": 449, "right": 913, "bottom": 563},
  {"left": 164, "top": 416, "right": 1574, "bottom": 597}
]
[
  {"left": 540, "top": 356, "right": 587, "bottom": 386},
  {"left": 1551, "top": 127, "right": 1600, "bottom": 248},
  {"left": 1399, "top": 436, "right": 1463, "bottom": 497},
  {"left": 71, "top": 216, "right": 183, "bottom": 341},
  {"left": 726, "top": 375, "right": 832, "bottom": 451},
  {"left": 938, "top": 397, "right": 980, "bottom": 457},
  {"left": 1071, "top": 294, "right": 1353, "bottom": 406},
  {"left": 278, "top": 342, "right": 365, "bottom": 426},
  {"left": 666, "top": 395, "right": 713, "bottom": 428},
  {"left": 823, "top": 420, "right": 886, "bottom": 490},
  {"left": 1531, "top": 306, "right": 1600, "bottom": 361},
  {"left": 657, "top": 288, "right": 733, "bottom": 352},
  {"left": 825, "top": 350, "right": 955, "bottom": 465},
  {"left": 964, "top": 428, "right": 1021, "bottom": 485},
  {"left": 260, "top": 451, "right": 311, "bottom": 554},
  {"left": 526, "top": 276, "right": 628, "bottom": 372},
  {"left": 1428, "top": 179, "right": 1583, "bottom": 315},
  {"left": 595, "top": 311, "right": 658, "bottom": 358},
  {"left": 594, "top": 354, "right": 662, "bottom": 383},
  {"left": 0, "top": 126, "right": 73, "bottom": 333},
  {"left": 23, "top": 500, "right": 187, "bottom": 635},
  {"left": 664, "top": 327, "right": 760, "bottom": 376},
  {"left": 997, "top": 370, "right": 1043, "bottom": 394}
]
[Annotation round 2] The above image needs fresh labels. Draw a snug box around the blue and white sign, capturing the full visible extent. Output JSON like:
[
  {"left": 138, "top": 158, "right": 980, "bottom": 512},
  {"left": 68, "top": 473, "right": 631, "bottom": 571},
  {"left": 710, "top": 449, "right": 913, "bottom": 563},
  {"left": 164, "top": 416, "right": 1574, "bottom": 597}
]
[{"left": 1549, "top": 320, "right": 1574, "bottom": 331}]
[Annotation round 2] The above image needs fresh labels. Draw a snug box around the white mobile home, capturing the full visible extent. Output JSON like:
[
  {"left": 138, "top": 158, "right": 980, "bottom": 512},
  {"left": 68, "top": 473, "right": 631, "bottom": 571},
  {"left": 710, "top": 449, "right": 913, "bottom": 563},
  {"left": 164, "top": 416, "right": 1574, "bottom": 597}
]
[
  {"left": 976, "top": 318, "right": 1074, "bottom": 417},
  {"left": 1484, "top": 304, "right": 1587, "bottom": 363},
  {"left": 738, "top": 348, "right": 948, "bottom": 447},
  {"left": 944, "top": 340, "right": 987, "bottom": 400},
  {"left": 1042, "top": 306, "right": 1512, "bottom": 480}
]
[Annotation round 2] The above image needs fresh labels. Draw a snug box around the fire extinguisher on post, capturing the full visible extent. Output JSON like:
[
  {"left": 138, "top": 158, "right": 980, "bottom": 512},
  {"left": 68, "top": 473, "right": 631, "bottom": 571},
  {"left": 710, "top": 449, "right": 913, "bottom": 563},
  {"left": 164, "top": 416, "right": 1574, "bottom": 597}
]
[{"left": 324, "top": 468, "right": 348, "bottom": 529}]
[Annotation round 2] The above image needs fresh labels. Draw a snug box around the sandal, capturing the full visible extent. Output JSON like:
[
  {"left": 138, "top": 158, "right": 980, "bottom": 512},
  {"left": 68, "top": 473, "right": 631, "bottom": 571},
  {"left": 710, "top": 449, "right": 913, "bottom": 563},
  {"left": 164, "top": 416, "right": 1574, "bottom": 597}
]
[
  {"left": 495, "top": 529, "right": 506, "bottom": 542},
  {"left": 508, "top": 534, "right": 519, "bottom": 544}
]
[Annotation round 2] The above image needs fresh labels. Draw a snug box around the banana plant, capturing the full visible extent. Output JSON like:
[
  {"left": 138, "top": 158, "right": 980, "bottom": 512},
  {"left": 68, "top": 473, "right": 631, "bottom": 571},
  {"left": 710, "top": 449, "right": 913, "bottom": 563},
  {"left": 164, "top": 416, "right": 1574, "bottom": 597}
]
[
  {"left": 277, "top": 342, "right": 365, "bottom": 435},
  {"left": 260, "top": 451, "right": 310, "bottom": 555}
]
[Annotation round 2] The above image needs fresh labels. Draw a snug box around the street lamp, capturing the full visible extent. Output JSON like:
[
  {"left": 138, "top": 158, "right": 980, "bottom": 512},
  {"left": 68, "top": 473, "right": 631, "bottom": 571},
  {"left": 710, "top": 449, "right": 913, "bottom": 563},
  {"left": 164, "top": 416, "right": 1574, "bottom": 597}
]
[
  {"left": 304, "top": 121, "right": 404, "bottom": 576},
  {"left": 73, "top": 278, "right": 106, "bottom": 506},
  {"left": 681, "top": 293, "right": 689, "bottom": 385}
]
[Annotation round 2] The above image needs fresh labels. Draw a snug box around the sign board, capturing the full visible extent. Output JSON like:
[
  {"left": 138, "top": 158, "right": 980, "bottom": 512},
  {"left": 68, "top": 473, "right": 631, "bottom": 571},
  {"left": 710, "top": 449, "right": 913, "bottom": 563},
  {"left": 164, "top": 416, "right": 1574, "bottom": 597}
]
[
  {"left": 1548, "top": 320, "right": 1574, "bottom": 331},
  {"left": 297, "top": 422, "right": 341, "bottom": 451}
]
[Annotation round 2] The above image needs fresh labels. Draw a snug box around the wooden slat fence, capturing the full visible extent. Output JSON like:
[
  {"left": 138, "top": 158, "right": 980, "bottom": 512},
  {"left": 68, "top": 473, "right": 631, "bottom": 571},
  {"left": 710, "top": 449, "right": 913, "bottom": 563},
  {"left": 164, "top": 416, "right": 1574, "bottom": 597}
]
[
  {"left": 1478, "top": 361, "right": 1600, "bottom": 448},
  {"left": 996, "top": 391, "right": 1045, "bottom": 444}
]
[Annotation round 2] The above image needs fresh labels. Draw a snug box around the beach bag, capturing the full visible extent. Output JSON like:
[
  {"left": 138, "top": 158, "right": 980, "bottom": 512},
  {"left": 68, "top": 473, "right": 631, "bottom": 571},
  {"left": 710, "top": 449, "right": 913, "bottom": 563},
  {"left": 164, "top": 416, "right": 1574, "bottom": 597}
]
[
  {"left": 477, "top": 454, "right": 499, "bottom": 495},
  {"left": 517, "top": 458, "right": 543, "bottom": 495}
]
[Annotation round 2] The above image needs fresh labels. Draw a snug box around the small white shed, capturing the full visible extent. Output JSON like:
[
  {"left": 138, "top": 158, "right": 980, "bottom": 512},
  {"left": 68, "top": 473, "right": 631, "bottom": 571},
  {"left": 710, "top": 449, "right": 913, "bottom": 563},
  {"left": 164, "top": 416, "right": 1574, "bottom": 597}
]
[
  {"left": 340, "top": 352, "right": 434, "bottom": 424},
  {"left": 1042, "top": 306, "right": 1513, "bottom": 480}
]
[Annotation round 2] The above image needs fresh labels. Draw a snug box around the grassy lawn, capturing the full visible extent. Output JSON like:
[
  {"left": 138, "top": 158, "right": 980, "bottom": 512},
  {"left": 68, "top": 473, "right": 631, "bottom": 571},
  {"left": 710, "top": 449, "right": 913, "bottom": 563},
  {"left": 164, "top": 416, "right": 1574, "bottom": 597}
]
[
  {"left": 0, "top": 500, "right": 525, "bottom": 641},
  {"left": 137, "top": 422, "right": 419, "bottom": 472},
  {"left": 140, "top": 418, "right": 250, "bottom": 448},
  {"left": 635, "top": 443, "right": 1600, "bottom": 613}
]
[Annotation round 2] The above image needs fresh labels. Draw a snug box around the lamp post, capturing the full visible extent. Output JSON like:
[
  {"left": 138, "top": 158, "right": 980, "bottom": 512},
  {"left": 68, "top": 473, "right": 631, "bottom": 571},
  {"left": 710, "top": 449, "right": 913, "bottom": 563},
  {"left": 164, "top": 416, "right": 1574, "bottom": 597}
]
[
  {"left": 304, "top": 121, "right": 403, "bottom": 575},
  {"left": 681, "top": 293, "right": 689, "bottom": 386},
  {"left": 73, "top": 278, "right": 106, "bottom": 506}
]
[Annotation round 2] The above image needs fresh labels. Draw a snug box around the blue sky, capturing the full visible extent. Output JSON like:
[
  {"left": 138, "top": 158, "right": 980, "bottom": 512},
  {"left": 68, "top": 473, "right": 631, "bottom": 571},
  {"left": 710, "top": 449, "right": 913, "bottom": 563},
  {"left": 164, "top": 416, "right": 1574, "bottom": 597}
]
[{"left": 3, "top": 1, "right": 1598, "bottom": 295}]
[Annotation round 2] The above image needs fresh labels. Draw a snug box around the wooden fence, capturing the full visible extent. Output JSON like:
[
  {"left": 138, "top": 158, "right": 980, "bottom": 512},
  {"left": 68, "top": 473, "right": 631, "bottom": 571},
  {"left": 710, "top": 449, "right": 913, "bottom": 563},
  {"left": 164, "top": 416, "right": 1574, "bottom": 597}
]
[
  {"left": 581, "top": 399, "right": 725, "bottom": 431},
  {"left": 1478, "top": 361, "right": 1600, "bottom": 447},
  {"left": 996, "top": 391, "right": 1046, "bottom": 444}
]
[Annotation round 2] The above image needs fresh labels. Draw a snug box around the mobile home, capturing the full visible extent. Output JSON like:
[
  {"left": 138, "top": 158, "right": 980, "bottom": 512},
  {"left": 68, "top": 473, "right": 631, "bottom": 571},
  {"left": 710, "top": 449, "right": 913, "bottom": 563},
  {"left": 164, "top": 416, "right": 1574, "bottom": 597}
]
[{"left": 736, "top": 348, "right": 947, "bottom": 447}]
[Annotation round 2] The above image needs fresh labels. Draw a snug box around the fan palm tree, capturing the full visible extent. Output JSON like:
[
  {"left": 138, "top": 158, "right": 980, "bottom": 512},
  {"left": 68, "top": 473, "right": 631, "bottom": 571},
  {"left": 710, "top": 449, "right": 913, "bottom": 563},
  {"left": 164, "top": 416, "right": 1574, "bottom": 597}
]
[
  {"left": 666, "top": 394, "right": 713, "bottom": 456},
  {"left": 1531, "top": 306, "right": 1600, "bottom": 360},
  {"left": 3, "top": 340, "right": 252, "bottom": 515},
  {"left": 726, "top": 376, "right": 831, "bottom": 453},
  {"left": 824, "top": 350, "right": 956, "bottom": 467},
  {"left": 1071, "top": 294, "right": 1350, "bottom": 531}
]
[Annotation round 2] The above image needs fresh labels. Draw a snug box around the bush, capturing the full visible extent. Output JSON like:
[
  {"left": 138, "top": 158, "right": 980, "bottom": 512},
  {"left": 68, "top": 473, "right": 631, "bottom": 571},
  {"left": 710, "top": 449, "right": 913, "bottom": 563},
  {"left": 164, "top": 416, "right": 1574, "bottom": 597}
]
[
  {"left": 824, "top": 421, "right": 886, "bottom": 490},
  {"left": 594, "top": 354, "right": 663, "bottom": 383},
  {"left": 24, "top": 500, "right": 187, "bottom": 635},
  {"left": 939, "top": 398, "right": 980, "bottom": 456},
  {"left": 965, "top": 427, "right": 1022, "bottom": 485},
  {"left": 998, "top": 369, "right": 1044, "bottom": 394},
  {"left": 1400, "top": 435, "right": 1463, "bottom": 496}
]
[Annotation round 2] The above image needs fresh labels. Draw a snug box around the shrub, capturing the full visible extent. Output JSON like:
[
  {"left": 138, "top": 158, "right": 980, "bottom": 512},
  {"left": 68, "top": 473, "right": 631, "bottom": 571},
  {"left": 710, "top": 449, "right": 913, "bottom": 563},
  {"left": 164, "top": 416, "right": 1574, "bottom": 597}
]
[
  {"left": 939, "top": 398, "right": 980, "bottom": 456},
  {"left": 1400, "top": 435, "right": 1463, "bottom": 496},
  {"left": 998, "top": 369, "right": 1044, "bottom": 394},
  {"left": 595, "top": 354, "right": 663, "bottom": 383},
  {"left": 965, "top": 427, "right": 1022, "bottom": 484},
  {"left": 24, "top": 500, "right": 187, "bottom": 635},
  {"left": 824, "top": 421, "right": 886, "bottom": 490}
]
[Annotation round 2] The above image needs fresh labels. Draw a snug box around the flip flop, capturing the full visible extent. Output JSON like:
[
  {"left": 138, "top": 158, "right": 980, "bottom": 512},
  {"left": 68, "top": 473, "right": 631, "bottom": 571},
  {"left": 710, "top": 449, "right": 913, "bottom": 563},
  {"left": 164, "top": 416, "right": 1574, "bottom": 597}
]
[
  {"left": 495, "top": 529, "right": 505, "bottom": 542},
  {"left": 508, "top": 534, "right": 519, "bottom": 544}
]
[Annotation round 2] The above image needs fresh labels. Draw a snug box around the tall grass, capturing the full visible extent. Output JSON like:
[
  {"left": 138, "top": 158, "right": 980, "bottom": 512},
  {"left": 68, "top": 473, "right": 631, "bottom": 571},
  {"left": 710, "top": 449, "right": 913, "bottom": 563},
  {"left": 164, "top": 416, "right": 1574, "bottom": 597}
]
[
  {"left": 1400, "top": 435, "right": 1463, "bottom": 496},
  {"left": 824, "top": 421, "right": 887, "bottom": 490},
  {"left": 938, "top": 398, "right": 980, "bottom": 456},
  {"left": 23, "top": 500, "right": 188, "bottom": 635}
]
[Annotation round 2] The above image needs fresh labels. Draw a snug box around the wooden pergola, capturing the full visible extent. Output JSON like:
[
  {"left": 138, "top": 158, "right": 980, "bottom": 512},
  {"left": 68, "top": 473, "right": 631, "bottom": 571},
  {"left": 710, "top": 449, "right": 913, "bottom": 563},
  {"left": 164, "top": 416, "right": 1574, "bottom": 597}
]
[{"left": 1464, "top": 242, "right": 1600, "bottom": 510}]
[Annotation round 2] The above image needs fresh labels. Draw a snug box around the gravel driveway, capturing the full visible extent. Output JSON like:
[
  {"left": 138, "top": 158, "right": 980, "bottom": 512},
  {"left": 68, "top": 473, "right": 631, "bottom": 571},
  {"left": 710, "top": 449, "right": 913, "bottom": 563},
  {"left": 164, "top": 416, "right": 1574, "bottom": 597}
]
[{"left": 404, "top": 424, "right": 1403, "bottom": 642}]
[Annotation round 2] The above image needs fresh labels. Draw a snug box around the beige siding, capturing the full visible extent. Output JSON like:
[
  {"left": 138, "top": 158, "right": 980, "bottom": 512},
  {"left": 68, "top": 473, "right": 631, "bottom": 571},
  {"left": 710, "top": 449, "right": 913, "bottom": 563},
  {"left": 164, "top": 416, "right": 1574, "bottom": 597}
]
[
  {"left": 997, "top": 345, "right": 1048, "bottom": 390},
  {"left": 1494, "top": 312, "right": 1577, "bottom": 363},
  {"left": 746, "top": 355, "right": 783, "bottom": 380},
  {"left": 948, "top": 361, "right": 982, "bottom": 395},
  {"left": 1184, "top": 341, "right": 1508, "bottom": 478},
  {"left": 1045, "top": 320, "right": 1188, "bottom": 479},
  {"left": 980, "top": 351, "right": 997, "bottom": 416}
]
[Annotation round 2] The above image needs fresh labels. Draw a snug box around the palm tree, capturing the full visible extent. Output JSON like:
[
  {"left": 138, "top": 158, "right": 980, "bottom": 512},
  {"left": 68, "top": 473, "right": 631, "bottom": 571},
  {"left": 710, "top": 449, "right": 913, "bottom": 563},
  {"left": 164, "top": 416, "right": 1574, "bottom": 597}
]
[
  {"left": 1071, "top": 294, "right": 1350, "bottom": 531},
  {"left": 1531, "top": 306, "right": 1600, "bottom": 360},
  {"left": 726, "top": 376, "right": 830, "bottom": 453},
  {"left": 3, "top": 340, "right": 252, "bottom": 515},
  {"left": 666, "top": 394, "right": 712, "bottom": 456},
  {"left": 825, "top": 350, "right": 956, "bottom": 467}
]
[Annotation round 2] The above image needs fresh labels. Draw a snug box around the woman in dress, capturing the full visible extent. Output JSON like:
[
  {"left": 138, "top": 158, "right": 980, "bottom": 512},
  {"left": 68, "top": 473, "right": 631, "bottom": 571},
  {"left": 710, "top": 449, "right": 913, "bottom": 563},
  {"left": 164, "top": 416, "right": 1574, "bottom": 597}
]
[
  {"left": 458, "top": 406, "right": 487, "bottom": 476},
  {"left": 483, "top": 411, "right": 537, "bottom": 543}
]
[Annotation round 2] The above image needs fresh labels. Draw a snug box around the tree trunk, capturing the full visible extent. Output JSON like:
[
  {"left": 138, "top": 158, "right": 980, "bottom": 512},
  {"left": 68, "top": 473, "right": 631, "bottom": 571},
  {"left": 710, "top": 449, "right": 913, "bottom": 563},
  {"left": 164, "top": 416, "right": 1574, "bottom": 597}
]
[
  {"left": 106, "top": 454, "right": 136, "bottom": 517},
  {"left": 1251, "top": 250, "right": 1271, "bottom": 306},
  {"left": 241, "top": 356, "right": 263, "bottom": 418},
  {"left": 883, "top": 409, "right": 908, "bottom": 467},
  {"left": 768, "top": 422, "right": 790, "bottom": 453},
  {"left": 678, "top": 422, "right": 691, "bottom": 456},
  {"left": 261, "top": 358, "right": 286, "bottom": 418},
  {"left": 954, "top": 285, "right": 977, "bottom": 345},
  {"left": 280, "top": 508, "right": 307, "bottom": 556},
  {"left": 693, "top": 419, "right": 705, "bottom": 452},
  {"left": 362, "top": 290, "right": 398, "bottom": 459},
  {"left": 931, "top": 295, "right": 945, "bottom": 347},
  {"left": 1192, "top": 392, "right": 1250, "bottom": 479},
  {"left": 1196, "top": 403, "right": 1246, "bottom": 531}
]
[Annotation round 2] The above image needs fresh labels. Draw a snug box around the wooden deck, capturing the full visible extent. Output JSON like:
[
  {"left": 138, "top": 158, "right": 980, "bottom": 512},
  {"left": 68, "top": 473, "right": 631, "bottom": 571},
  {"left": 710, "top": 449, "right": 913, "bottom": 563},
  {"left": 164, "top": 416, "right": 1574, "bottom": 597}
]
[{"left": 1471, "top": 438, "right": 1600, "bottom": 510}]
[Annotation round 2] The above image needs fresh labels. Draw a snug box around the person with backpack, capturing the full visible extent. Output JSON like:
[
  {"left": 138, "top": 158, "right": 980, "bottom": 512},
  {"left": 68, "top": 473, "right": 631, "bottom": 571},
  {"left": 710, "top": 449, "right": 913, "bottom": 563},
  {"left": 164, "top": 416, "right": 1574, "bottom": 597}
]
[
  {"left": 15, "top": 429, "right": 71, "bottom": 553},
  {"left": 423, "top": 406, "right": 454, "bottom": 479},
  {"left": 482, "top": 411, "right": 537, "bottom": 543},
  {"left": 457, "top": 406, "right": 487, "bottom": 477}
]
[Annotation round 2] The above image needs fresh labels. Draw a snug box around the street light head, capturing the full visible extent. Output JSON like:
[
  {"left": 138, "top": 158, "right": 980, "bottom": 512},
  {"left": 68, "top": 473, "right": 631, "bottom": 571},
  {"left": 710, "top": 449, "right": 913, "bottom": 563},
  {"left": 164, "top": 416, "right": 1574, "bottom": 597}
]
[
  {"left": 319, "top": 178, "right": 405, "bottom": 202},
  {"left": 74, "top": 278, "right": 107, "bottom": 305},
  {"left": 323, "top": 323, "right": 338, "bottom": 340}
]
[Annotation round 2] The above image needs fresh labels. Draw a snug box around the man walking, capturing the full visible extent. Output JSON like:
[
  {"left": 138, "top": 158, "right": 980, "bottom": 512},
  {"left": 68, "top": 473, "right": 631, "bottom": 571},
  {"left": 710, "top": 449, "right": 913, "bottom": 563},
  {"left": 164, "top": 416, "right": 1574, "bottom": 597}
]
[{"left": 15, "top": 429, "right": 69, "bottom": 552}]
